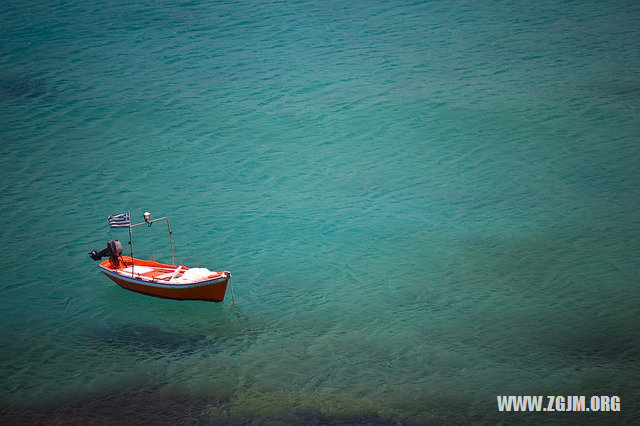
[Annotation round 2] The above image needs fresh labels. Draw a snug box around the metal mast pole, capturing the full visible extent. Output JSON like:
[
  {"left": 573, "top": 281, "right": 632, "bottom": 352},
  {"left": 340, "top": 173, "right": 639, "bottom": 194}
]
[
  {"left": 128, "top": 223, "right": 134, "bottom": 277},
  {"left": 129, "top": 213, "right": 175, "bottom": 266}
]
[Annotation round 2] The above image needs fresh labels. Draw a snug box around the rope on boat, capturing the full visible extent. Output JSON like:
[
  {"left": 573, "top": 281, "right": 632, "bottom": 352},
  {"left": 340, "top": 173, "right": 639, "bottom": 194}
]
[{"left": 229, "top": 274, "right": 235, "bottom": 304}]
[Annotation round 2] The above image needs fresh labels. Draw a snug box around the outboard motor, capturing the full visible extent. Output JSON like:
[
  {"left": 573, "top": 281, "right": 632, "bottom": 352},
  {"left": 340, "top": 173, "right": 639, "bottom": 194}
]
[{"left": 89, "top": 240, "right": 123, "bottom": 266}]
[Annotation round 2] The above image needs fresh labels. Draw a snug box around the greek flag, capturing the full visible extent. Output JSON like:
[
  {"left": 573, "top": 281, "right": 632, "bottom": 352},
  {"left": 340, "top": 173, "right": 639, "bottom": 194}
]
[{"left": 108, "top": 212, "right": 130, "bottom": 228}]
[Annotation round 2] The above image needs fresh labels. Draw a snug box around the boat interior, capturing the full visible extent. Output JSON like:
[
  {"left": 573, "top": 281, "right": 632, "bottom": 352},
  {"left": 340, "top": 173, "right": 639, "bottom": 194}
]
[{"left": 105, "top": 259, "right": 224, "bottom": 284}]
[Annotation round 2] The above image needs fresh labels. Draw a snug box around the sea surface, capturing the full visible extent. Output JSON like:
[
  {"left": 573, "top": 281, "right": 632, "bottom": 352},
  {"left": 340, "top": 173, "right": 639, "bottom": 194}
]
[{"left": 1, "top": 0, "right": 639, "bottom": 423}]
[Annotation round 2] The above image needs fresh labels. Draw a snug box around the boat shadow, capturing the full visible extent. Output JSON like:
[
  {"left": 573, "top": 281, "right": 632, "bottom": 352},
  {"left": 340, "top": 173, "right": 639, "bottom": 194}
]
[
  {"left": 91, "top": 323, "right": 210, "bottom": 355},
  {"left": 87, "top": 303, "right": 253, "bottom": 356}
]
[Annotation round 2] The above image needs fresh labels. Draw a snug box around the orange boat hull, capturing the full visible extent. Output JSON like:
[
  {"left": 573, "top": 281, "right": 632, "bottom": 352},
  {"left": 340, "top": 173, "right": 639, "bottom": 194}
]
[{"left": 99, "top": 257, "right": 230, "bottom": 302}]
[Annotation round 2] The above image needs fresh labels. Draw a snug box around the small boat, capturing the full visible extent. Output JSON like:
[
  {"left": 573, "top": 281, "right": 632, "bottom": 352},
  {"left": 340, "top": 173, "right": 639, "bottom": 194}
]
[{"left": 89, "top": 212, "right": 232, "bottom": 302}]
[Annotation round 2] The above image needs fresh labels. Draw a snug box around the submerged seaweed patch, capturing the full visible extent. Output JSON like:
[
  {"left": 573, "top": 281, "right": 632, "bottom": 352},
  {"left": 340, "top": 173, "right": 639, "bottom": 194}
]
[
  {"left": 0, "top": 386, "right": 221, "bottom": 425},
  {"left": 0, "top": 73, "right": 49, "bottom": 100},
  {"left": 0, "top": 386, "right": 407, "bottom": 425}
]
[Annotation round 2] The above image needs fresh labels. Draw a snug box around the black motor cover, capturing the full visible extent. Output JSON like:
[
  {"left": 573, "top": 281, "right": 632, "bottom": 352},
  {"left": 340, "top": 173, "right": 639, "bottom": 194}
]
[
  {"left": 89, "top": 240, "right": 123, "bottom": 265},
  {"left": 107, "top": 239, "right": 123, "bottom": 257}
]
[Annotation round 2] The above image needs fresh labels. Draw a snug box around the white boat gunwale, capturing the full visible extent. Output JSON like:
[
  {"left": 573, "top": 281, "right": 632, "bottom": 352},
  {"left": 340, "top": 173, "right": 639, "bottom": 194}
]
[{"left": 99, "top": 265, "right": 229, "bottom": 289}]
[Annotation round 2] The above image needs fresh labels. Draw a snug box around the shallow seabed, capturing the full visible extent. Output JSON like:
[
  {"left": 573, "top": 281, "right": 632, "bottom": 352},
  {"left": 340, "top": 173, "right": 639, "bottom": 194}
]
[{"left": 1, "top": 0, "right": 639, "bottom": 423}]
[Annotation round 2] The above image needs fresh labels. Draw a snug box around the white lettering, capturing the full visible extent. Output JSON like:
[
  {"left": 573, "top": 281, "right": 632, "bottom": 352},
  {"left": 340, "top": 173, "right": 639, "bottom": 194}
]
[
  {"left": 611, "top": 396, "right": 620, "bottom": 411},
  {"left": 591, "top": 395, "right": 600, "bottom": 411},
  {"left": 601, "top": 395, "right": 610, "bottom": 411},
  {"left": 497, "top": 396, "right": 510, "bottom": 411},
  {"left": 529, "top": 396, "right": 543, "bottom": 411},
  {"left": 572, "top": 395, "right": 585, "bottom": 411},
  {"left": 547, "top": 395, "right": 555, "bottom": 412},
  {"left": 555, "top": 396, "right": 565, "bottom": 411}
]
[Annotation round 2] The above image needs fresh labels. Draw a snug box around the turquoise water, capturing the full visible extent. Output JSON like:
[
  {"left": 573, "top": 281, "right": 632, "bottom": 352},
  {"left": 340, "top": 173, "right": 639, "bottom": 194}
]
[{"left": 1, "top": 0, "right": 639, "bottom": 423}]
